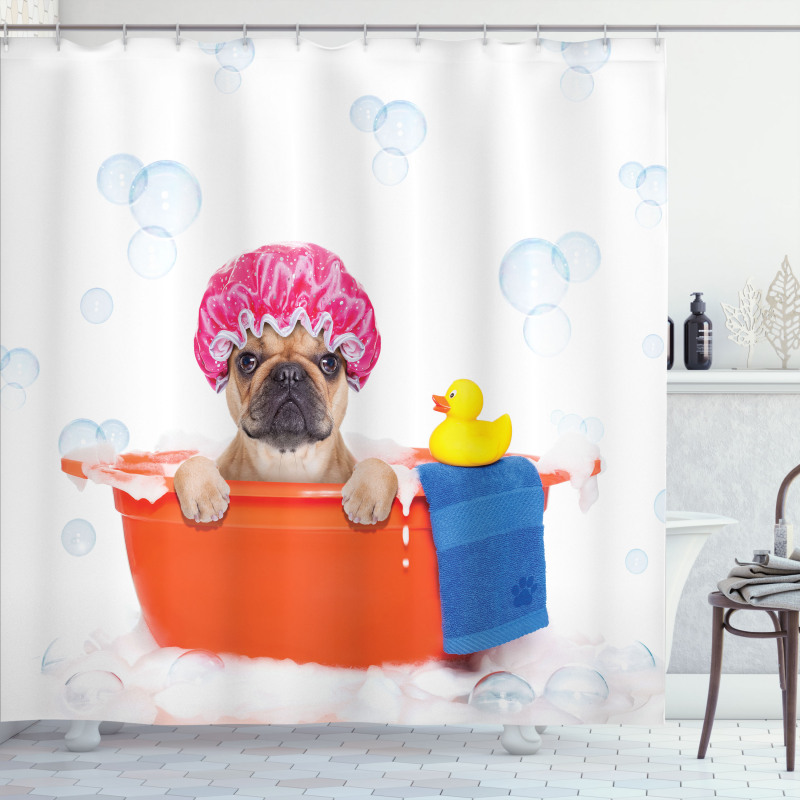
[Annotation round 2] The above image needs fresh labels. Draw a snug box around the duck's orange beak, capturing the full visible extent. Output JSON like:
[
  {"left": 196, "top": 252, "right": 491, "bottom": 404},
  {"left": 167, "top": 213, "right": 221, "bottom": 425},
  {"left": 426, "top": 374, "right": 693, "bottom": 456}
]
[{"left": 432, "top": 394, "right": 450, "bottom": 413}]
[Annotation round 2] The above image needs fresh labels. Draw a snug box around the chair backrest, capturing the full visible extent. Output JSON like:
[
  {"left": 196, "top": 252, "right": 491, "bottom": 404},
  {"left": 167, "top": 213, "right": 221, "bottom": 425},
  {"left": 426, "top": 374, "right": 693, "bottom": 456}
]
[{"left": 776, "top": 463, "right": 800, "bottom": 523}]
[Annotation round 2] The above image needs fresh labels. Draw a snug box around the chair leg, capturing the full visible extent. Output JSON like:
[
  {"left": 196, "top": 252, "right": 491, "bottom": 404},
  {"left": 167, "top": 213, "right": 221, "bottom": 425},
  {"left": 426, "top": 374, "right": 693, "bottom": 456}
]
[
  {"left": 698, "top": 605, "right": 725, "bottom": 760},
  {"left": 776, "top": 611, "right": 788, "bottom": 746},
  {"left": 784, "top": 611, "right": 798, "bottom": 772}
]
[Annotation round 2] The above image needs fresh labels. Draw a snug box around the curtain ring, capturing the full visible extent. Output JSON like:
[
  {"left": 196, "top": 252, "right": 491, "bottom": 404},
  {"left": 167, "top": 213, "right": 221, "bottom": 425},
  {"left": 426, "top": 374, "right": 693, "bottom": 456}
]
[
  {"left": 415, "top": 23, "right": 420, "bottom": 49},
  {"left": 243, "top": 23, "right": 247, "bottom": 49},
  {"left": 603, "top": 23, "right": 608, "bottom": 52},
  {"left": 55, "top": 22, "right": 60, "bottom": 51},
  {"left": 296, "top": 23, "right": 300, "bottom": 47},
  {"left": 536, "top": 23, "right": 541, "bottom": 52},
  {"left": 363, "top": 23, "right": 367, "bottom": 47},
  {"left": 175, "top": 23, "right": 180, "bottom": 50},
  {"left": 483, "top": 23, "right": 488, "bottom": 45},
  {"left": 655, "top": 23, "right": 662, "bottom": 51},
  {"left": 123, "top": 23, "right": 127, "bottom": 51}
]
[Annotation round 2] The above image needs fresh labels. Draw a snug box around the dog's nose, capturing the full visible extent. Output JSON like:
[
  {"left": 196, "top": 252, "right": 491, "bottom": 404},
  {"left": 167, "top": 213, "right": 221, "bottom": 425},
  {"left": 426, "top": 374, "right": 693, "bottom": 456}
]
[{"left": 271, "top": 362, "right": 306, "bottom": 387}]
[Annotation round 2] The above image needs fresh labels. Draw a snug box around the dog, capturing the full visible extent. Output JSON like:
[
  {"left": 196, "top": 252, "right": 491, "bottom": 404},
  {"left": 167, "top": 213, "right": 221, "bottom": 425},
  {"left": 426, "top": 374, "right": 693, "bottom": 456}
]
[{"left": 174, "top": 243, "right": 398, "bottom": 526}]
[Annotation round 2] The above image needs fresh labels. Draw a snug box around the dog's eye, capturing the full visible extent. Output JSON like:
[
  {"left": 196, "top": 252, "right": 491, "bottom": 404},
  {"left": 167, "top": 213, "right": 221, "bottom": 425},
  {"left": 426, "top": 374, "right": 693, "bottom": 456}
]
[
  {"left": 238, "top": 353, "right": 258, "bottom": 374},
  {"left": 449, "top": 390, "right": 457, "bottom": 399},
  {"left": 319, "top": 354, "right": 339, "bottom": 376}
]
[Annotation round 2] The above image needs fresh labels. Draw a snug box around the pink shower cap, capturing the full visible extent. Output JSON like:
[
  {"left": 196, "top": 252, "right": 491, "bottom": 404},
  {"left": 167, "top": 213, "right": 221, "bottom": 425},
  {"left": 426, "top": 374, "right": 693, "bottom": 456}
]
[{"left": 194, "top": 242, "right": 381, "bottom": 392}]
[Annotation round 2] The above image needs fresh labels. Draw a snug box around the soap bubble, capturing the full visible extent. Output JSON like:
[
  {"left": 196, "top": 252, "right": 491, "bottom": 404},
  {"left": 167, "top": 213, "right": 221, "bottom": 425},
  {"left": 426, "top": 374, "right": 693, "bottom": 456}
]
[
  {"left": 642, "top": 334, "right": 664, "bottom": 358},
  {"left": 2, "top": 348, "right": 39, "bottom": 387},
  {"left": 557, "top": 413, "right": 582, "bottom": 435},
  {"left": 129, "top": 161, "right": 202, "bottom": 237},
  {"left": 373, "top": 101, "right": 426, "bottom": 155},
  {"left": 626, "top": 548, "right": 648, "bottom": 574},
  {"left": 350, "top": 95, "right": 385, "bottom": 132},
  {"left": 580, "top": 417, "right": 604, "bottom": 442},
  {"left": 544, "top": 666, "right": 609, "bottom": 714},
  {"left": 168, "top": 650, "right": 225, "bottom": 685},
  {"left": 128, "top": 227, "right": 178, "bottom": 279},
  {"left": 64, "top": 670, "right": 124, "bottom": 713},
  {"left": 499, "top": 239, "right": 569, "bottom": 314},
  {"left": 1, "top": 383, "right": 26, "bottom": 409},
  {"left": 636, "top": 165, "right": 668, "bottom": 206},
  {"left": 59, "top": 419, "right": 106, "bottom": 456},
  {"left": 561, "top": 39, "right": 611, "bottom": 73},
  {"left": 80, "top": 288, "right": 113, "bottom": 324},
  {"left": 198, "top": 41, "right": 224, "bottom": 54},
  {"left": 97, "top": 154, "right": 144, "bottom": 205},
  {"left": 556, "top": 232, "right": 601, "bottom": 282},
  {"left": 654, "top": 489, "right": 666, "bottom": 523},
  {"left": 0, "top": 345, "right": 8, "bottom": 370},
  {"left": 619, "top": 161, "right": 645, "bottom": 189},
  {"left": 598, "top": 641, "right": 655, "bottom": 673},
  {"left": 636, "top": 200, "right": 662, "bottom": 228},
  {"left": 99, "top": 419, "right": 130, "bottom": 452},
  {"left": 214, "top": 66, "right": 242, "bottom": 93},
  {"left": 560, "top": 67, "right": 594, "bottom": 102},
  {"left": 372, "top": 148, "right": 409, "bottom": 185},
  {"left": 523, "top": 306, "right": 571, "bottom": 357},
  {"left": 469, "top": 671, "right": 535, "bottom": 713},
  {"left": 216, "top": 38, "right": 255, "bottom": 71},
  {"left": 61, "top": 519, "right": 96, "bottom": 557},
  {"left": 550, "top": 409, "right": 564, "bottom": 426}
]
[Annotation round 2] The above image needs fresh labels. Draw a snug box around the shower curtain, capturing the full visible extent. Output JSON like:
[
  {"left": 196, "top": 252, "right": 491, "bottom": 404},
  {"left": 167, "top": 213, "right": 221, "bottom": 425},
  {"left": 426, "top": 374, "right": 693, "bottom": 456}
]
[{"left": 1, "top": 34, "right": 667, "bottom": 726}]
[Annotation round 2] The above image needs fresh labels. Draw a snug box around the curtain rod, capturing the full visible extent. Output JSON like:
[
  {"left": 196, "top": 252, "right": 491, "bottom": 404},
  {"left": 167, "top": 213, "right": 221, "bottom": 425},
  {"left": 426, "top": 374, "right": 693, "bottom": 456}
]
[{"left": 3, "top": 23, "right": 800, "bottom": 34}]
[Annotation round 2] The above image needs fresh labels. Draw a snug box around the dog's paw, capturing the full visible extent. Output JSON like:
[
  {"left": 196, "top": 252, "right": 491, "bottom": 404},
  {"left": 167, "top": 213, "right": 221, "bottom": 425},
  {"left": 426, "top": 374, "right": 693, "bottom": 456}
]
[
  {"left": 174, "top": 456, "right": 231, "bottom": 524},
  {"left": 341, "top": 458, "right": 399, "bottom": 525}
]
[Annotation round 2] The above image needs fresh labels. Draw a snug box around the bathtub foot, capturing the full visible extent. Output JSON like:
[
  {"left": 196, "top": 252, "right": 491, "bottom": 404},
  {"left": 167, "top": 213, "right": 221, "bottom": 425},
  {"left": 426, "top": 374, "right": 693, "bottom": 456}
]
[
  {"left": 535, "top": 725, "right": 547, "bottom": 734},
  {"left": 64, "top": 720, "right": 101, "bottom": 752},
  {"left": 500, "top": 724, "right": 542, "bottom": 755}
]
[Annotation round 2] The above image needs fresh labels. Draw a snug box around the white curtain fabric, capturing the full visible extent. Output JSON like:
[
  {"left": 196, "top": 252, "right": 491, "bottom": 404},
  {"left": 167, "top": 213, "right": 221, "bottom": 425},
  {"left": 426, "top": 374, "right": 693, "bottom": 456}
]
[{"left": 1, "top": 35, "right": 667, "bottom": 725}]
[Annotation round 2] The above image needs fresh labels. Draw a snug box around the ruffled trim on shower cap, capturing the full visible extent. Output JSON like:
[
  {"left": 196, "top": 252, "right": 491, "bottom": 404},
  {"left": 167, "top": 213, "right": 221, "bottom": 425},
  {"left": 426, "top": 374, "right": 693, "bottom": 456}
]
[{"left": 193, "top": 242, "right": 381, "bottom": 392}]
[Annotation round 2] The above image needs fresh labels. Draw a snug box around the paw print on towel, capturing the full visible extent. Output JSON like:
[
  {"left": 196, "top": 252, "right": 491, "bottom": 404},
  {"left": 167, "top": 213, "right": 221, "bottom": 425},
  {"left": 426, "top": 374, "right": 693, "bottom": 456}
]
[{"left": 511, "top": 576, "right": 537, "bottom": 607}]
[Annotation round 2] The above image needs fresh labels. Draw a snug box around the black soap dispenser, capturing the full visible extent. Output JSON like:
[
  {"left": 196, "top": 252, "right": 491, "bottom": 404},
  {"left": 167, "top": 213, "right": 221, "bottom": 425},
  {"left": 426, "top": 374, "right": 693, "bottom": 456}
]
[
  {"left": 684, "top": 292, "right": 712, "bottom": 370},
  {"left": 667, "top": 317, "right": 674, "bottom": 370}
]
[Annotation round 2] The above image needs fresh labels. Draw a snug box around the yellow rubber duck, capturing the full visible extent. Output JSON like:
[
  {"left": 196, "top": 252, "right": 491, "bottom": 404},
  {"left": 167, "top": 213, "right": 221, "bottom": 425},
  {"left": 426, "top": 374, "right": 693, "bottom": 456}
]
[{"left": 429, "top": 379, "right": 512, "bottom": 467}]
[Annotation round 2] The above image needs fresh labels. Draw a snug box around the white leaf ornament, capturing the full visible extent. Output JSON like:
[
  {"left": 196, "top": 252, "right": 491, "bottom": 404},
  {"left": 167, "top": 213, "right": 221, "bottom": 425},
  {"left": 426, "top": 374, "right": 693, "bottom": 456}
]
[
  {"left": 764, "top": 255, "right": 800, "bottom": 368},
  {"left": 720, "top": 278, "right": 772, "bottom": 368}
]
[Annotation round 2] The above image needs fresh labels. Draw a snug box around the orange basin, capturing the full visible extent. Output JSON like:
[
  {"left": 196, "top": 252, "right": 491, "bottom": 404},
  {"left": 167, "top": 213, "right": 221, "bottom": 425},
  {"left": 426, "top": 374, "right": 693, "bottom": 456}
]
[{"left": 61, "top": 449, "right": 599, "bottom": 668}]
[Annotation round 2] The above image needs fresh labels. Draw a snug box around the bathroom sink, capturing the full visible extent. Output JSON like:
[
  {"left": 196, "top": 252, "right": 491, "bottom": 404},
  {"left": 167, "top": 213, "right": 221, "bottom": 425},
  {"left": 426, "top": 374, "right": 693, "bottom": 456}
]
[{"left": 665, "top": 511, "right": 738, "bottom": 662}]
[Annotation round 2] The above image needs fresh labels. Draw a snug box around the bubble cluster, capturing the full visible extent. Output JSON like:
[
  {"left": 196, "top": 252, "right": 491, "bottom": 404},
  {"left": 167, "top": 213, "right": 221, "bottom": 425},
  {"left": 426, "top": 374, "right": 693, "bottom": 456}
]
[
  {"left": 544, "top": 666, "right": 609, "bottom": 714},
  {"left": 198, "top": 38, "right": 255, "bottom": 93},
  {"left": 1, "top": 383, "right": 26, "bottom": 410},
  {"left": 168, "top": 650, "right": 225, "bottom": 685},
  {"left": 58, "top": 419, "right": 106, "bottom": 456},
  {"left": 64, "top": 670, "right": 124, "bottom": 713},
  {"left": 626, "top": 548, "right": 648, "bottom": 574},
  {"left": 80, "top": 288, "right": 114, "bottom": 324},
  {"left": 61, "top": 519, "right": 97, "bottom": 557},
  {"left": 99, "top": 155, "right": 201, "bottom": 280},
  {"left": 598, "top": 641, "right": 656, "bottom": 673},
  {"left": 580, "top": 417, "right": 605, "bottom": 442},
  {"left": 350, "top": 96, "right": 427, "bottom": 185},
  {"left": 2, "top": 347, "right": 39, "bottom": 386},
  {"left": 499, "top": 233, "right": 601, "bottom": 358},
  {"left": 552, "top": 411, "right": 604, "bottom": 442},
  {"left": 619, "top": 162, "right": 668, "bottom": 227},
  {"left": 559, "top": 39, "right": 611, "bottom": 102},
  {"left": 469, "top": 671, "right": 535, "bottom": 713}
]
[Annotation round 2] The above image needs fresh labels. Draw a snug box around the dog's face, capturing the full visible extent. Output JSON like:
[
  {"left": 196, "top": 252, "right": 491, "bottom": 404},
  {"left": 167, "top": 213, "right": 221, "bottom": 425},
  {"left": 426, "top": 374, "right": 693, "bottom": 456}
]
[{"left": 225, "top": 324, "right": 349, "bottom": 453}]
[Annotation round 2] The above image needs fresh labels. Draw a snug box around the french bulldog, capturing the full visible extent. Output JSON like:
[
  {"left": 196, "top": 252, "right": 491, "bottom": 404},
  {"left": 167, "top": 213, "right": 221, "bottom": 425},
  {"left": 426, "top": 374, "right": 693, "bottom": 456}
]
[{"left": 173, "top": 322, "right": 398, "bottom": 525}]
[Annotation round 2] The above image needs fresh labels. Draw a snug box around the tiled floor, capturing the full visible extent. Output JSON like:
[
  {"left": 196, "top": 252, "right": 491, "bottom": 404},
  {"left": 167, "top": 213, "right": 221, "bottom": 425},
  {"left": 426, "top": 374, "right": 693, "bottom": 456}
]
[{"left": 0, "top": 720, "right": 797, "bottom": 799}]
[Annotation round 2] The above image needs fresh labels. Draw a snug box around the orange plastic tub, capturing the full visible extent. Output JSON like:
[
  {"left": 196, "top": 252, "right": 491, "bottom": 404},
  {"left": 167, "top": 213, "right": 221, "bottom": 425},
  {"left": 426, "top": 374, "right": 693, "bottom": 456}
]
[{"left": 61, "top": 450, "right": 599, "bottom": 668}]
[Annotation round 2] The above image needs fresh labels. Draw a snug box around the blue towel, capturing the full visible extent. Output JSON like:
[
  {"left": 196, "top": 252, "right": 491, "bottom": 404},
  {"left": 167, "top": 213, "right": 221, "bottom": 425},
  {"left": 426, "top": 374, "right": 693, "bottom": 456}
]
[{"left": 416, "top": 456, "right": 548, "bottom": 654}]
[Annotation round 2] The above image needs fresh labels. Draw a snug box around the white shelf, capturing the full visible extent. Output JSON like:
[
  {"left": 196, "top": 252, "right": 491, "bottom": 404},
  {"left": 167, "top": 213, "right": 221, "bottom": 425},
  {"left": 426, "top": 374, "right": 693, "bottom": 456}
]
[{"left": 667, "top": 369, "right": 800, "bottom": 394}]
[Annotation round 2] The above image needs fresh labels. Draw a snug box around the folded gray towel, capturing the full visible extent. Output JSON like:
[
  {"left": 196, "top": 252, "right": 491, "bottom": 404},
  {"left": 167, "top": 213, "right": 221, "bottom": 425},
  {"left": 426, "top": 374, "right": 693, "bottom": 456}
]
[{"left": 717, "top": 547, "right": 800, "bottom": 610}]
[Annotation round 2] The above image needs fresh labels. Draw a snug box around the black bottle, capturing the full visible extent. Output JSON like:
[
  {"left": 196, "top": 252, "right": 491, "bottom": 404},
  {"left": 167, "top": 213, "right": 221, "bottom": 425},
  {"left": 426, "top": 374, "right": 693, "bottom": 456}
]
[
  {"left": 684, "top": 292, "right": 712, "bottom": 370},
  {"left": 667, "top": 317, "right": 674, "bottom": 370}
]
